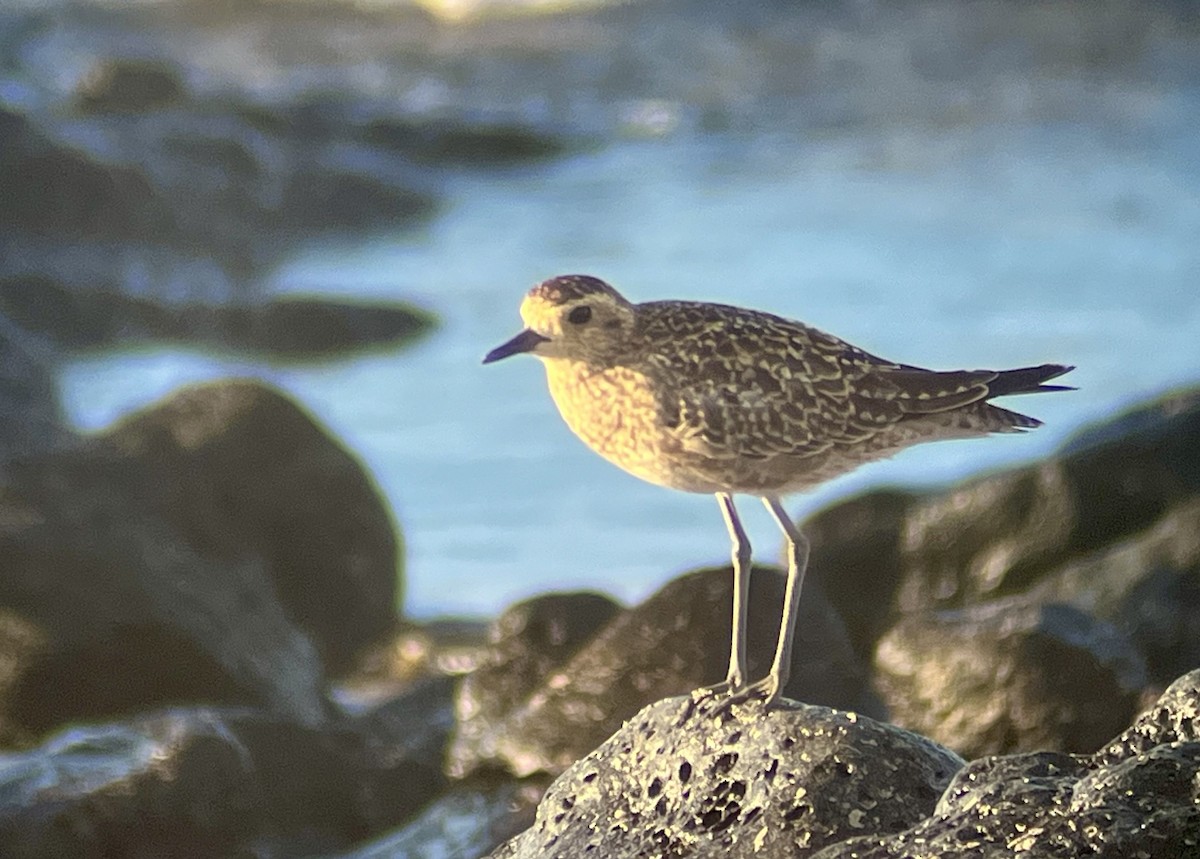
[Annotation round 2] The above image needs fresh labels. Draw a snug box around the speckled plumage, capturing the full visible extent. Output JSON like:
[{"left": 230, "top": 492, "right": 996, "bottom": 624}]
[
  {"left": 485, "top": 274, "right": 1074, "bottom": 709},
  {"left": 497, "top": 275, "right": 1069, "bottom": 495}
]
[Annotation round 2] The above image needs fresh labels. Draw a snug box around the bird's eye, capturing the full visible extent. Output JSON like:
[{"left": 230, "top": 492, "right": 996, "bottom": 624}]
[{"left": 567, "top": 305, "right": 592, "bottom": 325}]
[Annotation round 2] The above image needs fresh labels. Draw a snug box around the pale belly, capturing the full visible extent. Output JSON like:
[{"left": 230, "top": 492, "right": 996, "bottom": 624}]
[{"left": 542, "top": 360, "right": 708, "bottom": 492}]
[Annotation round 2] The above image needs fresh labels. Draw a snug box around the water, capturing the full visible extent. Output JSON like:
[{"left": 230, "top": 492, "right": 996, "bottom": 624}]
[{"left": 53, "top": 0, "right": 1200, "bottom": 619}]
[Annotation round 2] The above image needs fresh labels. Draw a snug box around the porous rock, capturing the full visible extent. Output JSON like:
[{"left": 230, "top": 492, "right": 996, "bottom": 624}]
[
  {"left": 822, "top": 669, "right": 1200, "bottom": 858},
  {"left": 873, "top": 597, "right": 1146, "bottom": 758},
  {"left": 488, "top": 693, "right": 963, "bottom": 859},
  {"left": 451, "top": 566, "right": 881, "bottom": 779}
]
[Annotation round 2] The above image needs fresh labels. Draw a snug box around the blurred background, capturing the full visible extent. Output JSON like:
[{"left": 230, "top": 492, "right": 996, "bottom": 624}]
[{"left": 4, "top": 0, "right": 1198, "bottom": 618}]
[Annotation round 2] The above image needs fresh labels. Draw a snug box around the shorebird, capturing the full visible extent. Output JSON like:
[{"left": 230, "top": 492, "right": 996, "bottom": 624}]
[{"left": 483, "top": 274, "right": 1073, "bottom": 709}]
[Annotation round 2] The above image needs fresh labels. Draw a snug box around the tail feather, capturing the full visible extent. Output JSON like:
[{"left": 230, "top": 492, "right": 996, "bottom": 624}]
[
  {"left": 982, "top": 403, "right": 1043, "bottom": 432},
  {"left": 986, "top": 364, "right": 1075, "bottom": 398},
  {"left": 978, "top": 364, "right": 1074, "bottom": 433}
]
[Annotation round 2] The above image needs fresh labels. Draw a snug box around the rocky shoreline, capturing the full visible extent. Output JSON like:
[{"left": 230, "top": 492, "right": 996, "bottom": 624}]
[
  {"left": 2, "top": 1, "right": 1197, "bottom": 856},
  {"left": 0, "top": 380, "right": 1196, "bottom": 857}
]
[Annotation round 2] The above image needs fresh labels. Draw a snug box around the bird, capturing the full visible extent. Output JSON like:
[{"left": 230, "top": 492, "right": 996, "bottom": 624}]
[{"left": 483, "top": 274, "right": 1073, "bottom": 710}]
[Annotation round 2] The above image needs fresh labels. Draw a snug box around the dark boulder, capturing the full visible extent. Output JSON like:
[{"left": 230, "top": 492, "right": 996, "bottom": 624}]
[
  {"left": 74, "top": 58, "right": 187, "bottom": 114},
  {"left": 0, "top": 308, "right": 65, "bottom": 462},
  {"left": 0, "top": 107, "right": 178, "bottom": 243},
  {"left": 1027, "top": 496, "right": 1200, "bottom": 690},
  {"left": 0, "top": 276, "right": 435, "bottom": 361},
  {"left": 873, "top": 597, "right": 1146, "bottom": 758},
  {"left": 803, "top": 387, "right": 1200, "bottom": 659},
  {"left": 277, "top": 170, "right": 437, "bottom": 233},
  {"left": 362, "top": 119, "right": 574, "bottom": 166},
  {"left": 0, "top": 697, "right": 446, "bottom": 859},
  {"left": 103, "top": 379, "right": 401, "bottom": 675},
  {"left": 449, "top": 591, "right": 623, "bottom": 778},
  {"left": 800, "top": 489, "right": 919, "bottom": 658},
  {"left": 896, "top": 387, "right": 1200, "bottom": 614},
  {"left": 795, "top": 387, "right": 1200, "bottom": 756},
  {"left": 0, "top": 379, "right": 399, "bottom": 743}
]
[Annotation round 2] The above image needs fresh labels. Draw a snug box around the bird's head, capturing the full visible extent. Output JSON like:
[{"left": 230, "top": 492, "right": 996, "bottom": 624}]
[{"left": 484, "top": 274, "right": 636, "bottom": 366}]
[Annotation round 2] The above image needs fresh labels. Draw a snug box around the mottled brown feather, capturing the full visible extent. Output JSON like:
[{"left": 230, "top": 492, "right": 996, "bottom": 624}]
[{"left": 493, "top": 276, "right": 1073, "bottom": 495}]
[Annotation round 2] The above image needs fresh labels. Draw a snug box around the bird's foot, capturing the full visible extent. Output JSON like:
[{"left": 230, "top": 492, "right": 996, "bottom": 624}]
[
  {"left": 709, "top": 674, "right": 782, "bottom": 717},
  {"left": 692, "top": 671, "right": 745, "bottom": 701}
]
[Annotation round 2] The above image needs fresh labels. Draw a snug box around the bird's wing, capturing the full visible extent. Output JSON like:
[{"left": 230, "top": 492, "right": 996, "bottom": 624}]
[
  {"left": 646, "top": 304, "right": 999, "bottom": 460},
  {"left": 644, "top": 307, "right": 877, "bottom": 459}
]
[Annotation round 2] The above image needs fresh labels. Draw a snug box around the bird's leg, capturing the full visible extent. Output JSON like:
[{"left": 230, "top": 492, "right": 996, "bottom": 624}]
[
  {"left": 695, "top": 492, "right": 751, "bottom": 698},
  {"left": 720, "top": 492, "right": 752, "bottom": 691},
  {"left": 716, "top": 496, "right": 809, "bottom": 712}
]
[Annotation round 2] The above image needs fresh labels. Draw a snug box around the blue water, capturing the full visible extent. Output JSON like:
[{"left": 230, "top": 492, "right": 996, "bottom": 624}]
[{"left": 60, "top": 112, "right": 1200, "bottom": 618}]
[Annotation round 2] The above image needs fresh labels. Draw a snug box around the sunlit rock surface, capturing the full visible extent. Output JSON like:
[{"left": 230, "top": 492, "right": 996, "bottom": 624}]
[
  {"left": 489, "top": 672, "right": 1200, "bottom": 858},
  {"left": 824, "top": 670, "right": 1200, "bottom": 858},
  {"left": 489, "top": 693, "right": 963, "bottom": 859}
]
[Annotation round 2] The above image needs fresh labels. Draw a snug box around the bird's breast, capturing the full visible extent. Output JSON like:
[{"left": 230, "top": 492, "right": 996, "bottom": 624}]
[{"left": 542, "top": 360, "right": 685, "bottom": 489}]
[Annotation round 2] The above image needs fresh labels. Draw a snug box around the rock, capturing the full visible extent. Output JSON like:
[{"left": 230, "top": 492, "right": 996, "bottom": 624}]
[
  {"left": 873, "top": 597, "right": 1146, "bottom": 758},
  {"left": 319, "top": 782, "right": 541, "bottom": 859},
  {"left": 0, "top": 107, "right": 177, "bottom": 243},
  {"left": 1027, "top": 496, "right": 1200, "bottom": 689},
  {"left": 0, "top": 701, "right": 445, "bottom": 859},
  {"left": 895, "top": 387, "right": 1200, "bottom": 613},
  {"left": 489, "top": 672, "right": 1200, "bottom": 859},
  {"left": 210, "top": 294, "right": 436, "bottom": 361},
  {"left": 800, "top": 489, "right": 919, "bottom": 658},
  {"left": 0, "top": 276, "right": 155, "bottom": 350},
  {"left": 488, "top": 694, "right": 964, "bottom": 859},
  {"left": 822, "top": 670, "right": 1200, "bottom": 858},
  {"left": 1059, "top": 385, "right": 1200, "bottom": 455},
  {"left": 0, "top": 276, "right": 436, "bottom": 361},
  {"left": 278, "top": 170, "right": 438, "bottom": 233},
  {"left": 792, "top": 387, "right": 1200, "bottom": 757},
  {"left": 74, "top": 58, "right": 187, "bottom": 114},
  {"left": 0, "top": 93, "right": 441, "bottom": 290},
  {"left": 105, "top": 379, "right": 401, "bottom": 675},
  {"left": 341, "top": 617, "right": 490, "bottom": 705},
  {"left": 449, "top": 592, "right": 623, "bottom": 777},
  {"left": 349, "top": 673, "right": 459, "bottom": 773},
  {"left": 450, "top": 567, "right": 882, "bottom": 780},
  {"left": 362, "top": 119, "right": 573, "bottom": 166},
  {"left": 0, "top": 308, "right": 65, "bottom": 462},
  {"left": 0, "top": 379, "right": 399, "bottom": 742},
  {"left": 802, "top": 387, "right": 1200, "bottom": 661},
  {"left": 0, "top": 444, "right": 328, "bottom": 743}
]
